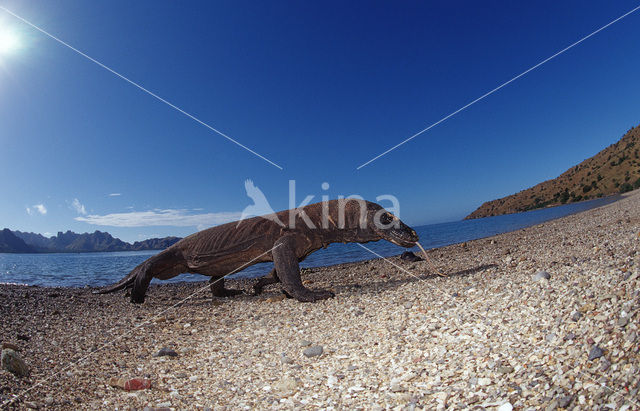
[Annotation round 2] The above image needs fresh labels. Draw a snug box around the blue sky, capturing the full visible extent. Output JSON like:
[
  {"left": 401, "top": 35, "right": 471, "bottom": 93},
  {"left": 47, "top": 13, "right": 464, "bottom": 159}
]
[{"left": 1, "top": 0, "right": 639, "bottom": 242}]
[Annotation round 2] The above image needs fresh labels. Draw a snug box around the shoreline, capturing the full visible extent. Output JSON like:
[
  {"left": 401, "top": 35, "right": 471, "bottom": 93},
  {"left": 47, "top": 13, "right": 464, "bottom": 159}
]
[
  {"left": 0, "top": 193, "right": 625, "bottom": 291},
  {"left": 1, "top": 190, "right": 639, "bottom": 409}
]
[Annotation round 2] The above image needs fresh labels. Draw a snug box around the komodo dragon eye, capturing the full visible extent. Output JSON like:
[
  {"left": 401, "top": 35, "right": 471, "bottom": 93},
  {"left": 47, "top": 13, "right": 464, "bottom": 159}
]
[{"left": 380, "top": 213, "right": 393, "bottom": 225}]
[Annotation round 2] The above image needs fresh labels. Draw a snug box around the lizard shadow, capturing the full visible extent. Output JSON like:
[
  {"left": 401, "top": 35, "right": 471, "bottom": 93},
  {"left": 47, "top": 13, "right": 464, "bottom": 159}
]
[
  {"left": 330, "top": 262, "right": 499, "bottom": 297},
  {"left": 146, "top": 262, "right": 498, "bottom": 306}
]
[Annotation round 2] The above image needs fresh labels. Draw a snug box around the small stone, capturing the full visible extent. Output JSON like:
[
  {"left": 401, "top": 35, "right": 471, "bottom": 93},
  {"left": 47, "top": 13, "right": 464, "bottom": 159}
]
[
  {"left": 579, "top": 303, "right": 595, "bottom": 313},
  {"left": 478, "top": 377, "right": 491, "bottom": 386},
  {"left": 557, "top": 395, "right": 573, "bottom": 408},
  {"left": 403, "top": 301, "right": 413, "bottom": 309},
  {"left": 266, "top": 294, "right": 286, "bottom": 303},
  {"left": 347, "top": 365, "right": 358, "bottom": 371},
  {"left": 570, "top": 311, "right": 582, "bottom": 321},
  {"left": 400, "top": 251, "right": 422, "bottom": 262},
  {"left": 24, "top": 401, "right": 39, "bottom": 409},
  {"left": 280, "top": 353, "right": 294, "bottom": 364},
  {"left": 533, "top": 271, "right": 551, "bottom": 281},
  {"left": 618, "top": 316, "right": 629, "bottom": 327},
  {"left": 44, "top": 397, "right": 54, "bottom": 406},
  {"left": 564, "top": 332, "right": 576, "bottom": 341},
  {"left": 124, "top": 378, "right": 151, "bottom": 391},
  {"left": 600, "top": 358, "right": 611, "bottom": 372},
  {"left": 497, "top": 403, "right": 513, "bottom": 411},
  {"left": 390, "top": 381, "right": 404, "bottom": 392},
  {"left": 626, "top": 331, "right": 637, "bottom": 342},
  {"left": 189, "top": 375, "right": 198, "bottom": 382},
  {"left": 156, "top": 402, "right": 171, "bottom": 408},
  {"left": 108, "top": 377, "right": 126, "bottom": 389},
  {"left": 327, "top": 375, "right": 337, "bottom": 387},
  {"left": 299, "top": 340, "right": 312, "bottom": 347},
  {"left": 303, "top": 345, "right": 323, "bottom": 357},
  {"left": 153, "top": 348, "right": 178, "bottom": 358},
  {"left": 546, "top": 333, "right": 557, "bottom": 343},
  {"left": 588, "top": 345, "right": 604, "bottom": 361},
  {"left": 274, "top": 377, "right": 298, "bottom": 393},
  {"left": 1, "top": 349, "right": 29, "bottom": 377},
  {"left": 497, "top": 366, "right": 514, "bottom": 374},
  {"left": 265, "top": 294, "right": 287, "bottom": 303}
]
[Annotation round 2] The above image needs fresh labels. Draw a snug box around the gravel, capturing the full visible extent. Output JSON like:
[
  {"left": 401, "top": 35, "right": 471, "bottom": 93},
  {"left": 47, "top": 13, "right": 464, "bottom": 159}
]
[{"left": 1, "top": 190, "right": 639, "bottom": 409}]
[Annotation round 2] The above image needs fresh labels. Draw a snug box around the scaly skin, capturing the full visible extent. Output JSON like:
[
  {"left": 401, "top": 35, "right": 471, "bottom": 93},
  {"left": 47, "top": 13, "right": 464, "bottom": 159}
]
[{"left": 94, "top": 199, "right": 419, "bottom": 303}]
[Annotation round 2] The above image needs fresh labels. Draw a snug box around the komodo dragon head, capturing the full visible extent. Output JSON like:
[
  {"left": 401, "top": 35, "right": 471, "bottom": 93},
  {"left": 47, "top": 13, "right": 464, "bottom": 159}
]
[{"left": 363, "top": 202, "right": 419, "bottom": 248}]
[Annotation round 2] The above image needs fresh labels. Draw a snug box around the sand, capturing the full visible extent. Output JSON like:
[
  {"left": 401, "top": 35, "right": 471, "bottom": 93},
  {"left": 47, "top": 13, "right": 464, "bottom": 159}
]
[{"left": 1, "top": 190, "right": 639, "bottom": 410}]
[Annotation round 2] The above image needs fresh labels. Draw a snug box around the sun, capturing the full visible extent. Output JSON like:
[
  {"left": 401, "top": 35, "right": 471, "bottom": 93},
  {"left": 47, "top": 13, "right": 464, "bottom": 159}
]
[{"left": 0, "top": 29, "right": 21, "bottom": 55}]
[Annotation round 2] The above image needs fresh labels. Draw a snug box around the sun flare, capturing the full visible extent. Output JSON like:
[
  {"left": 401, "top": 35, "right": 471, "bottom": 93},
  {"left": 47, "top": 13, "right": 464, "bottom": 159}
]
[{"left": 0, "top": 29, "right": 21, "bottom": 54}]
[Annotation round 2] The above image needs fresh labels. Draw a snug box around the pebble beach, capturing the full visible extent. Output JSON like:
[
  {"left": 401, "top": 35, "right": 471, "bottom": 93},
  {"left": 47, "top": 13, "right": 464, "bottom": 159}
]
[{"left": 1, "top": 190, "right": 639, "bottom": 410}]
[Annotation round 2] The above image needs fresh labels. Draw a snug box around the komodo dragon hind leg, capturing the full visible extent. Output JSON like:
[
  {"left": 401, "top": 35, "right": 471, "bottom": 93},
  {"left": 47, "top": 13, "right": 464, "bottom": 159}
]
[
  {"left": 250, "top": 268, "right": 280, "bottom": 296},
  {"left": 273, "top": 235, "right": 334, "bottom": 302},
  {"left": 130, "top": 259, "right": 155, "bottom": 304},
  {"left": 209, "top": 277, "right": 243, "bottom": 298},
  {"left": 130, "top": 249, "right": 186, "bottom": 303}
]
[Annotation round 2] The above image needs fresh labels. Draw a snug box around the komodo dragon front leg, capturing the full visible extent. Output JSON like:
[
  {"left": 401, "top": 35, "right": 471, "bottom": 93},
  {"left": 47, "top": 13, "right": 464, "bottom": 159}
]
[{"left": 272, "top": 234, "right": 334, "bottom": 302}]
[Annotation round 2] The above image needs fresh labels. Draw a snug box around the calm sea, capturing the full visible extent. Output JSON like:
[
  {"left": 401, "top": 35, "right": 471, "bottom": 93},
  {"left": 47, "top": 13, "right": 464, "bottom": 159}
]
[{"left": 0, "top": 196, "right": 619, "bottom": 288}]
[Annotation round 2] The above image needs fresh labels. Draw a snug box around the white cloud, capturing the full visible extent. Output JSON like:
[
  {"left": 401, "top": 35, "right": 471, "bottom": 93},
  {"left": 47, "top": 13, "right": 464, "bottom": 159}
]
[
  {"left": 26, "top": 204, "right": 47, "bottom": 215},
  {"left": 71, "top": 198, "right": 87, "bottom": 215},
  {"left": 108, "top": 193, "right": 122, "bottom": 197},
  {"left": 75, "top": 209, "right": 242, "bottom": 228}
]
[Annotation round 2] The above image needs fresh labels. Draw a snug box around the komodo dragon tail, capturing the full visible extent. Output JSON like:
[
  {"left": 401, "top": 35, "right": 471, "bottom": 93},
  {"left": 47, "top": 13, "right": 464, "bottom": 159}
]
[
  {"left": 92, "top": 250, "right": 179, "bottom": 303},
  {"left": 92, "top": 263, "right": 145, "bottom": 295}
]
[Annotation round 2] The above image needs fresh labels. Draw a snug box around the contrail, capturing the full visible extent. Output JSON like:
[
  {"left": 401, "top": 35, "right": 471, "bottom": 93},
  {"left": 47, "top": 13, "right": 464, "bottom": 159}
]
[
  {"left": 356, "top": 4, "right": 640, "bottom": 169},
  {"left": 0, "top": 6, "right": 284, "bottom": 170}
]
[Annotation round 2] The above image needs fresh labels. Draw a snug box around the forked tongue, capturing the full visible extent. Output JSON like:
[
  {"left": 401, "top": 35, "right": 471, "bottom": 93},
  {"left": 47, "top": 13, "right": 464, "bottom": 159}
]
[{"left": 416, "top": 242, "right": 447, "bottom": 277}]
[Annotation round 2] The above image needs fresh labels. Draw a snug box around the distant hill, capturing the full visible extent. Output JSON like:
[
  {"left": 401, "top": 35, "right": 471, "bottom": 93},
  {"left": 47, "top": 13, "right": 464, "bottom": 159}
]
[
  {"left": 0, "top": 229, "right": 35, "bottom": 253},
  {"left": 466, "top": 124, "right": 640, "bottom": 219},
  {"left": 1, "top": 230, "right": 181, "bottom": 253},
  {"left": 130, "top": 236, "right": 182, "bottom": 251}
]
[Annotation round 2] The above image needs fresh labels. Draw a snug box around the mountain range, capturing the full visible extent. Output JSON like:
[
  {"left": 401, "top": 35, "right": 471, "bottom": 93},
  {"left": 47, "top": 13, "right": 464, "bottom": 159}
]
[
  {"left": 466, "top": 124, "right": 640, "bottom": 219},
  {"left": 0, "top": 229, "right": 181, "bottom": 253}
]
